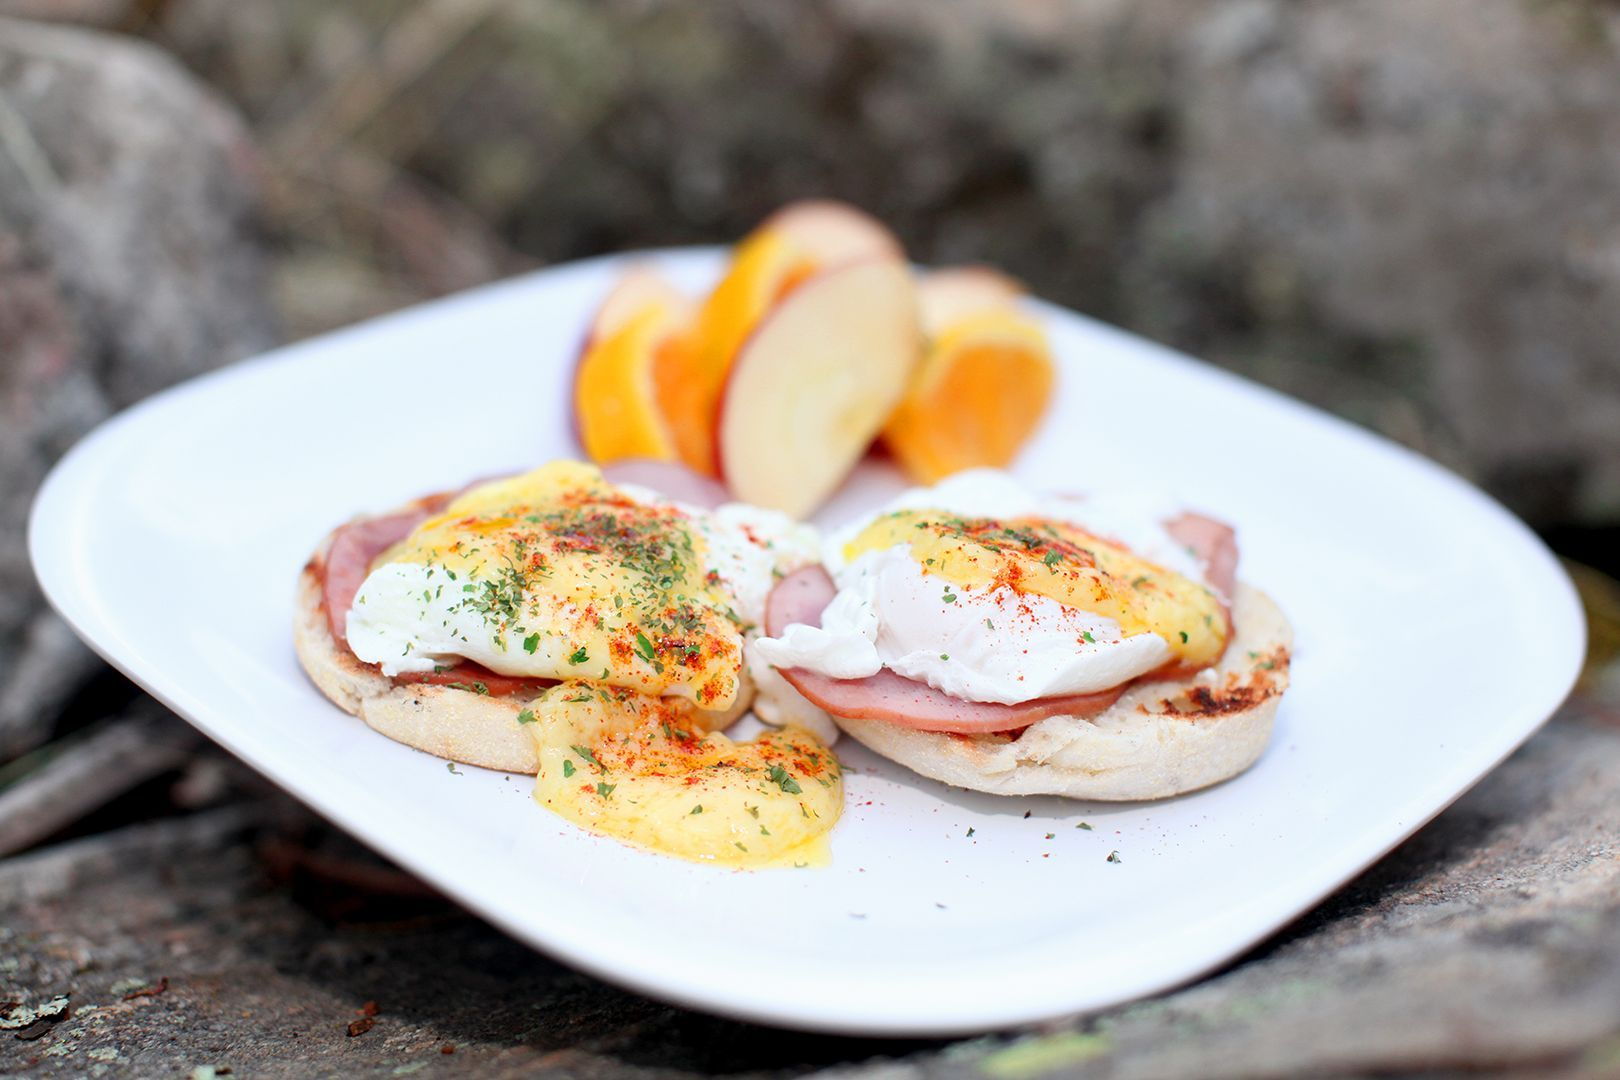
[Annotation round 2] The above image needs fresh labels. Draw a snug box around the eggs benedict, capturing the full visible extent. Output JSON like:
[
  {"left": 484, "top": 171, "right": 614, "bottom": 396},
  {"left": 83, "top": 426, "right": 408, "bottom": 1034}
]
[
  {"left": 753, "top": 470, "right": 1292, "bottom": 799},
  {"left": 294, "top": 460, "right": 843, "bottom": 865}
]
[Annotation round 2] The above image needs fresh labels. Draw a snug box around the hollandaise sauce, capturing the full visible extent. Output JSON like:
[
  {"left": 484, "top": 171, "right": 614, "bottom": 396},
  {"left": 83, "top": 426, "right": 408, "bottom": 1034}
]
[
  {"left": 844, "top": 509, "right": 1229, "bottom": 668},
  {"left": 527, "top": 681, "right": 842, "bottom": 868},
  {"left": 350, "top": 461, "right": 749, "bottom": 708}
]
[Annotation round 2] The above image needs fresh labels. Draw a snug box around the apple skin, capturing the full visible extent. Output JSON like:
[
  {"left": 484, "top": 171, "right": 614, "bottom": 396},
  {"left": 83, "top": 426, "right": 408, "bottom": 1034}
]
[
  {"left": 600, "top": 460, "right": 732, "bottom": 509},
  {"left": 714, "top": 256, "right": 920, "bottom": 519},
  {"left": 916, "top": 266, "right": 1027, "bottom": 334},
  {"left": 761, "top": 199, "right": 904, "bottom": 270}
]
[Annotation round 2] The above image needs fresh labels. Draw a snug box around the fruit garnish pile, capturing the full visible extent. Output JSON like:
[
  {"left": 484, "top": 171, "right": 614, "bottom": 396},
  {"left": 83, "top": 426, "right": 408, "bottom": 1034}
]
[{"left": 573, "top": 200, "right": 1055, "bottom": 518}]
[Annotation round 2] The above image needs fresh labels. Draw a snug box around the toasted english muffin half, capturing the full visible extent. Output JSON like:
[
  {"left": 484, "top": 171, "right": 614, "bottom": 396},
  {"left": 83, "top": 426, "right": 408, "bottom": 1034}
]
[
  {"left": 832, "top": 584, "right": 1291, "bottom": 800},
  {"left": 293, "top": 526, "right": 752, "bottom": 774}
]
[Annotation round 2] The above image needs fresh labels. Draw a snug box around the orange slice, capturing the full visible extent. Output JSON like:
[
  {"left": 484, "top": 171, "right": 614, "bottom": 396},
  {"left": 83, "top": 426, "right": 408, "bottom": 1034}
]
[
  {"left": 882, "top": 271, "right": 1054, "bottom": 483},
  {"left": 573, "top": 268, "right": 695, "bottom": 465}
]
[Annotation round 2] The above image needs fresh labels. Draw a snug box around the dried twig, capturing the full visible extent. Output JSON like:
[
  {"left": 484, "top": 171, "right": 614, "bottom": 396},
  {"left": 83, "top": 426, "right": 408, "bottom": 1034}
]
[
  {"left": 121, "top": 976, "right": 168, "bottom": 1001},
  {"left": 0, "top": 714, "right": 194, "bottom": 858},
  {"left": 0, "top": 804, "right": 260, "bottom": 905},
  {"left": 0, "top": 612, "right": 104, "bottom": 761},
  {"left": 0, "top": 82, "right": 60, "bottom": 195}
]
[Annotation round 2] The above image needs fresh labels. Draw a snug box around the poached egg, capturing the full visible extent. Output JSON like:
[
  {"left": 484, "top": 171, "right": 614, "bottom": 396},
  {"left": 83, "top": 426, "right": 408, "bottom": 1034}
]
[
  {"left": 754, "top": 469, "right": 1229, "bottom": 705},
  {"left": 346, "top": 461, "right": 816, "bottom": 711}
]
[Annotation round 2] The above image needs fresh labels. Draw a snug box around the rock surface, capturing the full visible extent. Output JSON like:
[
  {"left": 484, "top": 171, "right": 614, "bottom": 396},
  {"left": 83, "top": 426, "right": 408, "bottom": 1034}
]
[
  {"left": 3, "top": 7, "right": 1620, "bottom": 1077},
  {"left": 2, "top": 682, "right": 1618, "bottom": 1078},
  {"left": 0, "top": 17, "right": 277, "bottom": 755}
]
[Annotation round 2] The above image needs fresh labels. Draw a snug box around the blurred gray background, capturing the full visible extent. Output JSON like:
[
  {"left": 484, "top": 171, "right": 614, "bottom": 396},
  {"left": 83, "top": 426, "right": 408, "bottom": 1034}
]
[
  {"left": 4, "top": 2, "right": 1620, "bottom": 1076},
  {"left": 8, "top": 0, "right": 1620, "bottom": 520}
]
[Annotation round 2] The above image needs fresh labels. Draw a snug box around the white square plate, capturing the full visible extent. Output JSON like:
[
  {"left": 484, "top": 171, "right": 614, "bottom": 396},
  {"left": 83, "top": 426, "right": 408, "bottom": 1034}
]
[{"left": 29, "top": 249, "right": 1584, "bottom": 1035}]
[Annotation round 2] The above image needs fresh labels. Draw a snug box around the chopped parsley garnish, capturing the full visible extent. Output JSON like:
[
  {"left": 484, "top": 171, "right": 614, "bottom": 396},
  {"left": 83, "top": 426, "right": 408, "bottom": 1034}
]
[
  {"left": 1080, "top": 630, "right": 1096, "bottom": 644},
  {"left": 634, "top": 631, "right": 657, "bottom": 663},
  {"left": 1179, "top": 630, "right": 1189, "bottom": 644},
  {"left": 567, "top": 645, "right": 589, "bottom": 665},
  {"left": 523, "top": 632, "right": 541, "bottom": 654},
  {"left": 562, "top": 760, "right": 575, "bottom": 778},
  {"left": 966, "top": 827, "right": 976, "bottom": 837},
  {"left": 515, "top": 708, "right": 537, "bottom": 725},
  {"left": 1107, "top": 850, "right": 1121, "bottom": 864},
  {"left": 690, "top": 804, "right": 703, "bottom": 815},
  {"left": 1043, "top": 550, "right": 1063, "bottom": 569},
  {"left": 1077, "top": 822, "right": 1093, "bottom": 831},
  {"left": 453, "top": 555, "right": 539, "bottom": 628},
  {"left": 571, "top": 745, "right": 604, "bottom": 771},
  {"left": 939, "top": 653, "right": 950, "bottom": 661},
  {"left": 595, "top": 781, "right": 616, "bottom": 798},
  {"left": 446, "top": 762, "right": 461, "bottom": 775},
  {"left": 767, "top": 764, "right": 802, "bottom": 794}
]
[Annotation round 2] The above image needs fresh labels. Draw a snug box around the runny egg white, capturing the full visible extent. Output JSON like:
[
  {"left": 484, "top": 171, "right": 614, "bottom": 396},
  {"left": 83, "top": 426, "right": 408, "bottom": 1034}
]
[{"left": 753, "top": 469, "right": 1229, "bottom": 705}]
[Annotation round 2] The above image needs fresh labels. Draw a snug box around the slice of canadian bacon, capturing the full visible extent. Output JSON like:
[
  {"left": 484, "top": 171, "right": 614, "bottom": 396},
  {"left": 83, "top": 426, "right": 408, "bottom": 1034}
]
[
  {"left": 600, "top": 460, "right": 731, "bottom": 509},
  {"left": 321, "top": 498, "right": 447, "bottom": 642},
  {"left": 1164, "top": 512, "right": 1237, "bottom": 599},
  {"left": 318, "top": 491, "right": 554, "bottom": 697},
  {"left": 762, "top": 511, "right": 1239, "bottom": 735}
]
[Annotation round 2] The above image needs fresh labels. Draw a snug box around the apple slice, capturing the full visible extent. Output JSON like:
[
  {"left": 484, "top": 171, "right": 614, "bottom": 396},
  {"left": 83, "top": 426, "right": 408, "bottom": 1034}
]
[
  {"left": 717, "top": 260, "right": 920, "bottom": 518},
  {"left": 682, "top": 201, "right": 906, "bottom": 476},
  {"left": 573, "top": 267, "right": 695, "bottom": 464},
  {"left": 915, "top": 265, "right": 1026, "bottom": 333},
  {"left": 761, "top": 199, "right": 905, "bottom": 266}
]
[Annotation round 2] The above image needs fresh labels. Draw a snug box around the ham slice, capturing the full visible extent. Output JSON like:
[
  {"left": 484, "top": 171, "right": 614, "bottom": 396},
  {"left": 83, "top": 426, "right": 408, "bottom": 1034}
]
[
  {"left": 602, "top": 460, "right": 731, "bottom": 510},
  {"left": 393, "top": 662, "right": 555, "bottom": 698},
  {"left": 320, "top": 500, "right": 447, "bottom": 642},
  {"left": 1165, "top": 511, "right": 1237, "bottom": 598},
  {"left": 317, "top": 490, "right": 552, "bottom": 698},
  {"left": 763, "top": 567, "right": 1126, "bottom": 734}
]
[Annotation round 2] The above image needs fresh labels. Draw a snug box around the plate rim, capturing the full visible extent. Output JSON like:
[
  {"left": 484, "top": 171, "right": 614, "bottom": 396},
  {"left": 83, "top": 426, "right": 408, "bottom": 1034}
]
[{"left": 26, "top": 247, "right": 1587, "bottom": 1035}]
